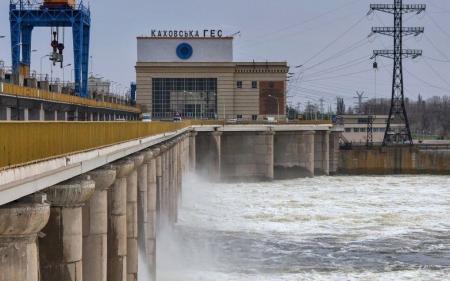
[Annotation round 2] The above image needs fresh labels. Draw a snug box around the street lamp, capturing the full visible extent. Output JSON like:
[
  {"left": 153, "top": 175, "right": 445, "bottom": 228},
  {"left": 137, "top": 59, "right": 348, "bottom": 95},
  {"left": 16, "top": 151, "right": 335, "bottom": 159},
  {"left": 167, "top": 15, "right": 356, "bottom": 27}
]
[
  {"left": 40, "top": 54, "right": 50, "bottom": 80},
  {"left": 268, "top": 94, "right": 279, "bottom": 120},
  {"left": 62, "top": 63, "right": 72, "bottom": 85}
]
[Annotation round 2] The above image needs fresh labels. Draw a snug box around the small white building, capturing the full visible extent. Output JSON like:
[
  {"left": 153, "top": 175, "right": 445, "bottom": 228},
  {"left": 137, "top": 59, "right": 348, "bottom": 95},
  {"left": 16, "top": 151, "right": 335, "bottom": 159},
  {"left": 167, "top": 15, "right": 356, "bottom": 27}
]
[{"left": 340, "top": 115, "right": 388, "bottom": 144}]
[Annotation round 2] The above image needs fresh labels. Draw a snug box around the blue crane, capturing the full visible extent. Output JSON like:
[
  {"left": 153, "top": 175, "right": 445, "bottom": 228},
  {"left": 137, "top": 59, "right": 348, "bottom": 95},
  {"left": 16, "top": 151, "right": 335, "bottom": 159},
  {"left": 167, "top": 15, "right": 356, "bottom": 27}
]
[{"left": 9, "top": 0, "right": 91, "bottom": 98}]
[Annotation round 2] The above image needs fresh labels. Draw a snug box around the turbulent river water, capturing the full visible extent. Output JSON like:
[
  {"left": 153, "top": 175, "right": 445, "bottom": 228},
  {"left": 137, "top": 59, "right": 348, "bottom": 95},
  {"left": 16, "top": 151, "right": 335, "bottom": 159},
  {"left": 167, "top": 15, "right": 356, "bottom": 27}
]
[{"left": 156, "top": 175, "right": 450, "bottom": 281}]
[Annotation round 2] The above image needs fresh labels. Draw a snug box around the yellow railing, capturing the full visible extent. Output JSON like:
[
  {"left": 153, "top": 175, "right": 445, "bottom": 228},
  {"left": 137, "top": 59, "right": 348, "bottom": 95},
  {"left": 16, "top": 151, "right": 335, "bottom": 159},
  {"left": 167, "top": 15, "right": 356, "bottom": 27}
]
[
  {"left": 0, "top": 119, "right": 329, "bottom": 170},
  {"left": 0, "top": 121, "right": 211, "bottom": 169},
  {"left": 0, "top": 82, "right": 140, "bottom": 113}
]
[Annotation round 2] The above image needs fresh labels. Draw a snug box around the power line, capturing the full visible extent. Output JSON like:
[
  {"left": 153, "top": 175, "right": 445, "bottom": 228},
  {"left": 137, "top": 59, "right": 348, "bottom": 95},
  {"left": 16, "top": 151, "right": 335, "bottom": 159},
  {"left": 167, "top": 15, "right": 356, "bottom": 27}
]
[
  {"left": 422, "top": 58, "right": 450, "bottom": 88},
  {"left": 423, "top": 55, "right": 450, "bottom": 63},
  {"left": 239, "top": 0, "right": 362, "bottom": 49},
  {"left": 301, "top": 64, "right": 389, "bottom": 83},
  {"left": 301, "top": 38, "right": 370, "bottom": 73},
  {"left": 299, "top": 15, "right": 367, "bottom": 68},
  {"left": 422, "top": 34, "right": 450, "bottom": 61},
  {"left": 303, "top": 55, "right": 369, "bottom": 78},
  {"left": 405, "top": 69, "right": 450, "bottom": 92},
  {"left": 425, "top": 11, "right": 450, "bottom": 37}
]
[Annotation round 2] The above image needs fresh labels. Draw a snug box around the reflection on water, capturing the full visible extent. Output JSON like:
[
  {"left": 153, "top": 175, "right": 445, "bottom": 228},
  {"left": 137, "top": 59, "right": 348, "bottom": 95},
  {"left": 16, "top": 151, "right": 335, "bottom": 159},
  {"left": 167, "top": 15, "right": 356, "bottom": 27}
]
[{"left": 157, "top": 175, "right": 450, "bottom": 281}]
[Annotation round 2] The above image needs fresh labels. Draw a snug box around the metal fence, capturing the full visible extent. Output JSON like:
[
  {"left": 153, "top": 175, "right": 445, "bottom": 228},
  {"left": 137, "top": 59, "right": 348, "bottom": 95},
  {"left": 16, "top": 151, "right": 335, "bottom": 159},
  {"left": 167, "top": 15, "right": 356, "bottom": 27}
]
[
  {"left": 0, "top": 82, "right": 140, "bottom": 113},
  {"left": 0, "top": 121, "right": 210, "bottom": 169}
]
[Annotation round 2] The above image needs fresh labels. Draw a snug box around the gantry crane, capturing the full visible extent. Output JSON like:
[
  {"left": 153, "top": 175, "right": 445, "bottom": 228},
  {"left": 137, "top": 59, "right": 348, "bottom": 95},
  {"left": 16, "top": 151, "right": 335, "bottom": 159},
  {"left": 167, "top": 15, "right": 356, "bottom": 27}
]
[{"left": 9, "top": 0, "right": 91, "bottom": 97}]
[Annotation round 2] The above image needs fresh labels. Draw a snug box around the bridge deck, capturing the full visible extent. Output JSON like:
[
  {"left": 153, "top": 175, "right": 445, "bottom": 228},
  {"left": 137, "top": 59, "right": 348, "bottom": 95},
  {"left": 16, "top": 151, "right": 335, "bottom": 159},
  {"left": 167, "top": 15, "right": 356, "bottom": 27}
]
[{"left": 0, "top": 82, "right": 139, "bottom": 113}]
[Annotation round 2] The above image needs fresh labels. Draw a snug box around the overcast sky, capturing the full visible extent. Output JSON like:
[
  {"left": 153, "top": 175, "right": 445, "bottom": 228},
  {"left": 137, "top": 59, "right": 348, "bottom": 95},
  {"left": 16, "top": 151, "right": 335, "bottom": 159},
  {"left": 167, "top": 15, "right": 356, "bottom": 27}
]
[{"left": 1, "top": 0, "right": 449, "bottom": 110}]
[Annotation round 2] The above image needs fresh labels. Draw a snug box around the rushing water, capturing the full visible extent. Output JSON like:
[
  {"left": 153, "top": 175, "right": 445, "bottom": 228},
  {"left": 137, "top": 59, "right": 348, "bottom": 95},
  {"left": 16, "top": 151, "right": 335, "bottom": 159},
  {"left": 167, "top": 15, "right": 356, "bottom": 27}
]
[{"left": 157, "top": 175, "right": 450, "bottom": 280}]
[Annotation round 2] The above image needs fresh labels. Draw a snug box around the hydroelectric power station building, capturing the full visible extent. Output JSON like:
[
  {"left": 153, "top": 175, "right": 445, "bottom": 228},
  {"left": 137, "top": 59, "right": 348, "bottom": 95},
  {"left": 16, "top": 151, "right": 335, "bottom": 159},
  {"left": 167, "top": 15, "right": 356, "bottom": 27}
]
[{"left": 135, "top": 30, "right": 289, "bottom": 120}]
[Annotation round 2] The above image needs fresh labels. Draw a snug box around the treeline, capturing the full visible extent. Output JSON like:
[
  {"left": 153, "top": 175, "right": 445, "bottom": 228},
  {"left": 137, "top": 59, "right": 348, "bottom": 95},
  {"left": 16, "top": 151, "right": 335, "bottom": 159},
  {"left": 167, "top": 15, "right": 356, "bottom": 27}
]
[{"left": 359, "top": 95, "right": 450, "bottom": 137}]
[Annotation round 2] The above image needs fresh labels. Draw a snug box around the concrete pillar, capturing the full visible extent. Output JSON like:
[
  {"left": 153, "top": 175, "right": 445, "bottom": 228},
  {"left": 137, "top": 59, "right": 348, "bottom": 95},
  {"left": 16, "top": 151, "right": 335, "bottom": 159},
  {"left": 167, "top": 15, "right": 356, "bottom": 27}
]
[
  {"left": 155, "top": 146, "right": 163, "bottom": 230},
  {"left": 176, "top": 139, "right": 182, "bottom": 219},
  {"left": 302, "top": 131, "right": 315, "bottom": 177},
  {"left": 40, "top": 176, "right": 96, "bottom": 281},
  {"left": 127, "top": 155, "right": 144, "bottom": 281},
  {"left": 264, "top": 131, "right": 275, "bottom": 180},
  {"left": 74, "top": 108, "right": 79, "bottom": 121},
  {"left": 6, "top": 107, "right": 11, "bottom": 121},
  {"left": 189, "top": 131, "right": 197, "bottom": 172},
  {"left": 195, "top": 131, "right": 221, "bottom": 180},
  {"left": 64, "top": 111, "right": 68, "bottom": 121},
  {"left": 24, "top": 108, "right": 29, "bottom": 121},
  {"left": 172, "top": 140, "right": 180, "bottom": 223},
  {"left": 211, "top": 131, "right": 222, "bottom": 180},
  {"left": 329, "top": 131, "right": 341, "bottom": 175},
  {"left": 39, "top": 103, "right": 45, "bottom": 121},
  {"left": 168, "top": 142, "right": 176, "bottom": 223},
  {"left": 0, "top": 193, "right": 50, "bottom": 281},
  {"left": 54, "top": 110, "right": 58, "bottom": 121},
  {"left": 147, "top": 148, "right": 159, "bottom": 279},
  {"left": 90, "top": 113, "right": 94, "bottom": 122},
  {"left": 138, "top": 151, "right": 152, "bottom": 276},
  {"left": 83, "top": 167, "right": 116, "bottom": 281},
  {"left": 160, "top": 145, "right": 169, "bottom": 223},
  {"left": 211, "top": 131, "right": 222, "bottom": 179},
  {"left": 322, "top": 131, "right": 330, "bottom": 175},
  {"left": 108, "top": 160, "right": 134, "bottom": 281}
]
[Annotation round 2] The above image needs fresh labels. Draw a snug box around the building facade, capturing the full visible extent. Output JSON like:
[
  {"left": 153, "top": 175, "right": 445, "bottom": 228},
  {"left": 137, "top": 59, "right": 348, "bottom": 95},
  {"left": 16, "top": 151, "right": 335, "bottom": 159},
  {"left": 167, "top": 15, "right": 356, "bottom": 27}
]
[
  {"left": 340, "top": 114, "right": 390, "bottom": 144},
  {"left": 135, "top": 35, "right": 288, "bottom": 120}
]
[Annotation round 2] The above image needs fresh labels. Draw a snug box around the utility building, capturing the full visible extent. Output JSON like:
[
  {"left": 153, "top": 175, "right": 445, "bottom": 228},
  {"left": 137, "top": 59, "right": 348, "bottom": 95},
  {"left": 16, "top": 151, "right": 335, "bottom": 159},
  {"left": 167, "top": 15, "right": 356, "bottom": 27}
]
[{"left": 135, "top": 31, "right": 288, "bottom": 120}]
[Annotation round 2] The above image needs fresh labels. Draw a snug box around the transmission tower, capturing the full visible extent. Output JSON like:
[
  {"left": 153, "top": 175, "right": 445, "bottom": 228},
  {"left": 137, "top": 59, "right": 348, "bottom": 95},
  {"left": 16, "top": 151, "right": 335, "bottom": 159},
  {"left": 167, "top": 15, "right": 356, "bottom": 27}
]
[
  {"left": 367, "top": 115, "right": 374, "bottom": 147},
  {"left": 336, "top": 97, "right": 345, "bottom": 115},
  {"left": 353, "top": 91, "right": 366, "bottom": 114},
  {"left": 369, "top": 0, "right": 425, "bottom": 145}
]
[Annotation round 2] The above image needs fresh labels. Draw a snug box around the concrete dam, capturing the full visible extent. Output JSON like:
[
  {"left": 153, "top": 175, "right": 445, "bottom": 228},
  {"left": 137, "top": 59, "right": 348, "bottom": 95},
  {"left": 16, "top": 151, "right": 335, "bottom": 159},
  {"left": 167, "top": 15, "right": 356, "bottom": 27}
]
[{"left": 0, "top": 123, "right": 339, "bottom": 281}]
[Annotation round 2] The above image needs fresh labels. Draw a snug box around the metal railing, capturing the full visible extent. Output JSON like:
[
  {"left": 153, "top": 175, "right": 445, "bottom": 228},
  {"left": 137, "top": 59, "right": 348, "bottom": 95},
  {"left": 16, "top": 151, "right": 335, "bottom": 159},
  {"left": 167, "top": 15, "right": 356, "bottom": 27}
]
[
  {"left": 0, "top": 121, "right": 218, "bottom": 169},
  {"left": 0, "top": 119, "right": 332, "bottom": 170},
  {"left": 0, "top": 82, "right": 140, "bottom": 113}
]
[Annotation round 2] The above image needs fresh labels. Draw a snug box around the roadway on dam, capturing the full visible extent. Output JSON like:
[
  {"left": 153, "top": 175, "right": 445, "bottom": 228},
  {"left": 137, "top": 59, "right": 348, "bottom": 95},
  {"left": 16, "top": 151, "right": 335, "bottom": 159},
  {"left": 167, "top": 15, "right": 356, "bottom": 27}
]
[{"left": 157, "top": 175, "right": 450, "bottom": 281}]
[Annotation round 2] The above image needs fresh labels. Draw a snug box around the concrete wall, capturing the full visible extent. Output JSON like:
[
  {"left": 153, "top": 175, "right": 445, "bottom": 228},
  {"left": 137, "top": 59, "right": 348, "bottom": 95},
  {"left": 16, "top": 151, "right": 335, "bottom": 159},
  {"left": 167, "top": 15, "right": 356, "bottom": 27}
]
[
  {"left": 195, "top": 129, "right": 333, "bottom": 180},
  {"left": 137, "top": 37, "right": 233, "bottom": 63},
  {"left": 274, "top": 131, "right": 315, "bottom": 178},
  {"left": 221, "top": 131, "right": 274, "bottom": 180},
  {"left": 196, "top": 131, "right": 221, "bottom": 180},
  {"left": 338, "top": 145, "right": 450, "bottom": 175}
]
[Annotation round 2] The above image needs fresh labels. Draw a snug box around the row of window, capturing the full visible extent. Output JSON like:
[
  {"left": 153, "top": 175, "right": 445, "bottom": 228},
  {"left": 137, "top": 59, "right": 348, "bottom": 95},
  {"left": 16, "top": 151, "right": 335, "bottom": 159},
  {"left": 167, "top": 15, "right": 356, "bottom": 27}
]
[
  {"left": 345, "top": 128, "right": 386, "bottom": 133},
  {"left": 152, "top": 78, "right": 218, "bottom": 119},
  {"left": 236, "top": 114, "right": 258, "bottom": 120},
  {"left": 237, "top": 80, "right": 258, "bottom": 89}
]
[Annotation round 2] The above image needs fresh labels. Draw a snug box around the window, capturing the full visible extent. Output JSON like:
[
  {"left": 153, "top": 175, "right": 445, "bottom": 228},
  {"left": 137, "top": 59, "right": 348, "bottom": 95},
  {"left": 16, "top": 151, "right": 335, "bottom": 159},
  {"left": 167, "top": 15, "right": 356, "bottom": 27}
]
[
  {"left": 353, "top": 128, "right": 360, "bottom": 133},
  {"left": 345, "top": 128, "right": 352, "bottom": 132},
  {"left": 237, "top": 114, "right": 243, "bottom": 119},
  {"left": 252, "top": 81, "right": 258, "bottom": 89},
  {"left": 152, "top": 78, "right": 217, "bottom": 119},
  {"left": 357, "top": 118, "right": 369, "bottom": 124},
  {"left": 360, "top": 128, "right": 366, "bottom": 133},
  {"left": 252, "top": 114, "right": 257, "bottom": 121},
  {"left": 237, "top": 81, "right": 243, "bottom": 89}
]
